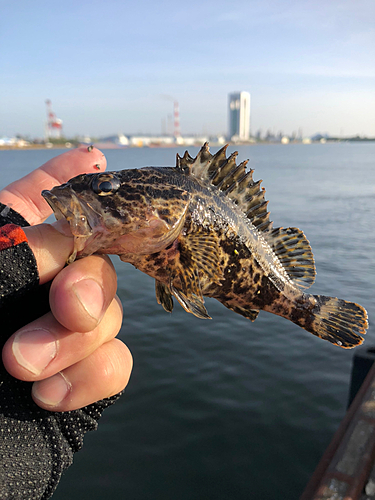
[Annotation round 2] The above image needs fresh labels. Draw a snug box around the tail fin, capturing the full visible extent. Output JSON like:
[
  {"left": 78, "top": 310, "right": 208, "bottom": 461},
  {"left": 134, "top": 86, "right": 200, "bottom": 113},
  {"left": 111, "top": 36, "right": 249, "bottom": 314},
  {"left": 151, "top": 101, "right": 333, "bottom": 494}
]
[{"left": 306, "top": 295, "right": 368, "bottom": 348}]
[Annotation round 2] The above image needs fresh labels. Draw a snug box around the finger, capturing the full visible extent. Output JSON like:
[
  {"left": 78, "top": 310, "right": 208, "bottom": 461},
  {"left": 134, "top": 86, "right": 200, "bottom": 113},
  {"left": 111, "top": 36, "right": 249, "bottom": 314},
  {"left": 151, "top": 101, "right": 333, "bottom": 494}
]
[
  {"left": 23, "top": 222, "right": 74, "bottom": 284},
  {"left": 2, "top": 296, "right": 123, "bottom": 382},
  {"left": 24, "top": 221, "right": 116, "bottom": 289},
  {"left": 0, "top": 146, "right": 106, "bottom": 225},
  {"left": 32, "top": 338, "right": 132, "bottom": 412},
  {"left": 49, "top": 254, "right": 118, "bottom": 332}
]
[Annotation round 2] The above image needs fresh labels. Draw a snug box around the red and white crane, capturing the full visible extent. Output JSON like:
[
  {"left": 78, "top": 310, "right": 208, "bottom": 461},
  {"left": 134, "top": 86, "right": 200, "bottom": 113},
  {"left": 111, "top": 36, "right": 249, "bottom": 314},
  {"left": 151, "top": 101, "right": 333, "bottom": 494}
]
[
  {"left": 173, "top": 101, "right": 181, "bottom": 139},
  {"left": 45, "top": 100, "right": 63, "bottom": 140}
]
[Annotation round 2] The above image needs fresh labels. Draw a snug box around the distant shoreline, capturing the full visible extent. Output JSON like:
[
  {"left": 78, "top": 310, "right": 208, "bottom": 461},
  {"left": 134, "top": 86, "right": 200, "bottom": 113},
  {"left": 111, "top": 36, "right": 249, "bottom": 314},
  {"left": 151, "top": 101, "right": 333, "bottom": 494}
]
[{"left": 0, "top": 138, "right": 374, "bottom": 152}]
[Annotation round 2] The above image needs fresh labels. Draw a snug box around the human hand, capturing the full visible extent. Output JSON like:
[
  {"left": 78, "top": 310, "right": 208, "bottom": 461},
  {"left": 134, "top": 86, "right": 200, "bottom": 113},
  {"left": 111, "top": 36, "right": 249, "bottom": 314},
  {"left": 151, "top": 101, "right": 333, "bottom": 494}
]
[{"left": 0, "top": 146, "right": 132, "bottom": 412}]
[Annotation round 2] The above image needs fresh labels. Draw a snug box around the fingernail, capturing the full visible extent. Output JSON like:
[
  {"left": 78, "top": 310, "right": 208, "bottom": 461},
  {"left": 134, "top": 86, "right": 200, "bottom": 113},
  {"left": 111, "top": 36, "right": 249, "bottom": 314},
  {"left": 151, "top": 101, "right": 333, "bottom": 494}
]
[
  {"left": 72, "top": 279, "right": 105, "bottom": 322},
  {"left": 12, "top": 329, "right": 58, "bottom": 375},
  {"left": 32, "top": 372, "right": 72, "bottom": 407}
]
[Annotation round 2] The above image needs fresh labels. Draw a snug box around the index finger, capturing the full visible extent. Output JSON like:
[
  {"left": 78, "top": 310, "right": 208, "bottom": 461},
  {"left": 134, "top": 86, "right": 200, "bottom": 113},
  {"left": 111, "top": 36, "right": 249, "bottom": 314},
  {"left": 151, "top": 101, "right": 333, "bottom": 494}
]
[{"left": 0, "top": 146, "right": 107, "bottom": 226}]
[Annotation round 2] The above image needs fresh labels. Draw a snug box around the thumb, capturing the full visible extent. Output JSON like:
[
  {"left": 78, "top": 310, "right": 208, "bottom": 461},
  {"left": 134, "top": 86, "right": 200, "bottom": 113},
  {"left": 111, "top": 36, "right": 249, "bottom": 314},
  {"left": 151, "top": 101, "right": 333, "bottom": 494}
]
[{"left": 24, "top": 221, "right": 74, "bottom": 285}]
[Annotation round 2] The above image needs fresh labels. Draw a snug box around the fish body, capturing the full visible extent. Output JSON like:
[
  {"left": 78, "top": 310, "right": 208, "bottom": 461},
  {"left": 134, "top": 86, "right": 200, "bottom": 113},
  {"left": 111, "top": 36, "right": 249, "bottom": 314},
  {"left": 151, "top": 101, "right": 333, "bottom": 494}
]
[{"left": 42, "top": 144, "right": 368, "bottom": 348}]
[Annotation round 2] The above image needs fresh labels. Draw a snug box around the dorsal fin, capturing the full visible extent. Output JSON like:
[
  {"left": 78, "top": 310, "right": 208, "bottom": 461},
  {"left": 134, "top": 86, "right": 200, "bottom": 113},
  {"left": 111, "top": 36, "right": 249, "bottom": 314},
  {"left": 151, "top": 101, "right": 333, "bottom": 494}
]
[
  {"left": 265, "top": 227, "right": 316, "bottom": 289},
  {"left": 176, "top": 143, "right": 273, "bottom": 232}
]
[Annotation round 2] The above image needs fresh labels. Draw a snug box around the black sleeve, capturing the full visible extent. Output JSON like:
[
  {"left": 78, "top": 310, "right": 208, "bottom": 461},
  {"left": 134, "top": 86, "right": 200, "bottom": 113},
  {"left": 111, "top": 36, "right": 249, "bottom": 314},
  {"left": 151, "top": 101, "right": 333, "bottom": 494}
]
[{"left": 0, "top": 203, "right": 121, "bottom": 500}]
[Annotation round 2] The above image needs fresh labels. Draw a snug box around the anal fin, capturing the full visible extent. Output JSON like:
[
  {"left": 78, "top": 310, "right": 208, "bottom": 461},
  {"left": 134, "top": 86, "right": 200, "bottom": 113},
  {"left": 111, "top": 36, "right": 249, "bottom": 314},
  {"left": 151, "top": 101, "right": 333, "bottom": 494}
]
[{"left": 222, "top": 302, "right": 260, "bottom": 322}]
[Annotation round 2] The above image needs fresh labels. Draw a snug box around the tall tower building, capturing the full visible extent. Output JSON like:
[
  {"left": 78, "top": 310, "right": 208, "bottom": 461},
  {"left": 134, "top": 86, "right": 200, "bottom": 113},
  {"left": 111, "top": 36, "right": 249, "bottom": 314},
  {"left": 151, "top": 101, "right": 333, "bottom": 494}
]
[{"left": 228, "top": 91, "right": 251, "bottom": 141}]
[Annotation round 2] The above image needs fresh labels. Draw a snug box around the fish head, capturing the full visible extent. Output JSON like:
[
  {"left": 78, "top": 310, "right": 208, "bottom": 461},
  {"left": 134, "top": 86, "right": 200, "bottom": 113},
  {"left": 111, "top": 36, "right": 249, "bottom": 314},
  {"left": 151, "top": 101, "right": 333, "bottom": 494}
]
[{"left": 42, "top": 168, "right": 190, "bottom": 262}]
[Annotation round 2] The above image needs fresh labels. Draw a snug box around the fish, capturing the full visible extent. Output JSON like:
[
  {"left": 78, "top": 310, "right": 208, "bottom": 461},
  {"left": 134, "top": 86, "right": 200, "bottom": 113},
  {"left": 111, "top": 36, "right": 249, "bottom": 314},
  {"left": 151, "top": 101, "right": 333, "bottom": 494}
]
[{"left": 42, "top": 143, "right": 368, "bottom": 348}]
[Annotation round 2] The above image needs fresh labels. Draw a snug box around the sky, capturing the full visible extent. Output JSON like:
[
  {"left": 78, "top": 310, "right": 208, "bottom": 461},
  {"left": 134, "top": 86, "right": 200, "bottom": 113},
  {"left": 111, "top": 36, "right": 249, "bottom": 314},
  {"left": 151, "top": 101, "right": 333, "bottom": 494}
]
[{"left": 1, "top": 0, "right": 374, "bottom": 138}]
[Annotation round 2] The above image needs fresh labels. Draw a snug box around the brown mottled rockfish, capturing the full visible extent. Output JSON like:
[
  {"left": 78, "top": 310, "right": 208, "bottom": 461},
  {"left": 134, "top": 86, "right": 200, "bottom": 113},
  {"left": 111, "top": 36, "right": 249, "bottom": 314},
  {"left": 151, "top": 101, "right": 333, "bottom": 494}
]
[{"left": 42, "top": 144, "right": 368, "bottom": 348}]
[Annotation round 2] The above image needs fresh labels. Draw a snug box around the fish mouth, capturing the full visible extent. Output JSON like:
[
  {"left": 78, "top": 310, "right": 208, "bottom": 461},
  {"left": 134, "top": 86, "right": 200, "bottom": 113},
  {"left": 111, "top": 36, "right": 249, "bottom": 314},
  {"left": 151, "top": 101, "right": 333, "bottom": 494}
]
[
  {"left": 42, "top": 185, "right": 125, "bottom": 263},
  {"left": 42, "top": 190, "right": 72, "bottom": 222},
  {"left": 42, "top": 187, "right": 103, "bottom": 262},
  {"left": 42, "top": 188, "right": 95, "bottom": 236}
]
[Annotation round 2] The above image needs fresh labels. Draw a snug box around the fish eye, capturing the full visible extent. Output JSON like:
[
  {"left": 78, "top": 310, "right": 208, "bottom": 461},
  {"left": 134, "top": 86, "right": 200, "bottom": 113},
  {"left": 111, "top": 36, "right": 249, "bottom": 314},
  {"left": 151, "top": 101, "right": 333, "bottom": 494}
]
[{"left": 91, "top": 174, "right": 121, "bottom": 196}]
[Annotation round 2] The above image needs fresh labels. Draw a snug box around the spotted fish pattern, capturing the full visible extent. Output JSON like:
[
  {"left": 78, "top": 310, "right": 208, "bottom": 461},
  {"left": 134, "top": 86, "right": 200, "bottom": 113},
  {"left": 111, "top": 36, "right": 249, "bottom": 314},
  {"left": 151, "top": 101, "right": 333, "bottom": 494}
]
[{"left": 42, "top": 144, "right": 368, "bottom": 348}]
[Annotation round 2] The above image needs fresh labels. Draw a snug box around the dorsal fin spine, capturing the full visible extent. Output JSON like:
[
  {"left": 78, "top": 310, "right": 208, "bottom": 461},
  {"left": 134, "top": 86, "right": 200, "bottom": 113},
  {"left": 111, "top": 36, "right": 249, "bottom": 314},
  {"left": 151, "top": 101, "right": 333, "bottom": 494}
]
[
  {"left": 216, "top": 164, "right": 246, "bottom": 191},
  {"left": 209, "top": 159, "right": 234, "bottom": 184},
  {"left": 226, "top": 174, "right": 253, "bottom": 198},
  {"left": 247, "top": 199, "right": 269, "bottom": 213},
  {"left": 234, "top": 165, "right": 252, "bottom": 193},
  {"left": 209, "top": 152, "right": 238, "bottom": 182},
  {"left": 211, "top": 144, "right": 229, "bottom": 171},
  {"left": 176, "top": 143, "right": 273, "bottom": 233}
]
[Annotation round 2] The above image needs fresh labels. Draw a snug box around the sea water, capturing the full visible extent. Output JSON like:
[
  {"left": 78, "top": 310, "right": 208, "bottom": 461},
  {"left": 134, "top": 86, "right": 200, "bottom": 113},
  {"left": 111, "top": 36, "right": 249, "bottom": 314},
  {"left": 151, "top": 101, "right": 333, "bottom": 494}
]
[{"left": 1, "top": 143, "right": 374, "bottom": 499}]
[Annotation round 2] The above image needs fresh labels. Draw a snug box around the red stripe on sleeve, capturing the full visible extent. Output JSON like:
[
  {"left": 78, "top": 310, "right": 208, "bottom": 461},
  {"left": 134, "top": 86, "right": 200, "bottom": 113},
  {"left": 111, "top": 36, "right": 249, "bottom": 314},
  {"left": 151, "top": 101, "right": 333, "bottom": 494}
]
[{"left": 0, "top": 224, "right": 28, "bottom": 250}]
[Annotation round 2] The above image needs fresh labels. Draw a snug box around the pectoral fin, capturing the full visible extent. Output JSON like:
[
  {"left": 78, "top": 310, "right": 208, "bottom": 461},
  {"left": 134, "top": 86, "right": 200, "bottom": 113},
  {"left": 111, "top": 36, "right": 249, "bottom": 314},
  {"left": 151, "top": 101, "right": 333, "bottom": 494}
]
[
  {"left": 154, "top": 228, "right": 223, "bottom": 319},
  {"left": 168, "top": 228, "right": 226, "bottom": 319},
  {"left": 180, "top": 228, "right": 223, "bottom": 284}
]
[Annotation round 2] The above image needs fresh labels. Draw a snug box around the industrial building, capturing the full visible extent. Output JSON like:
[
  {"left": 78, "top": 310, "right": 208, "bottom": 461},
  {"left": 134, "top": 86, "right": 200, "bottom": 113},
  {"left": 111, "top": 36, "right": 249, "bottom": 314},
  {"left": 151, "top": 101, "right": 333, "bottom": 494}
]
[{"left": 228, "top": 91, "right": 251, "bottom": 141}]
